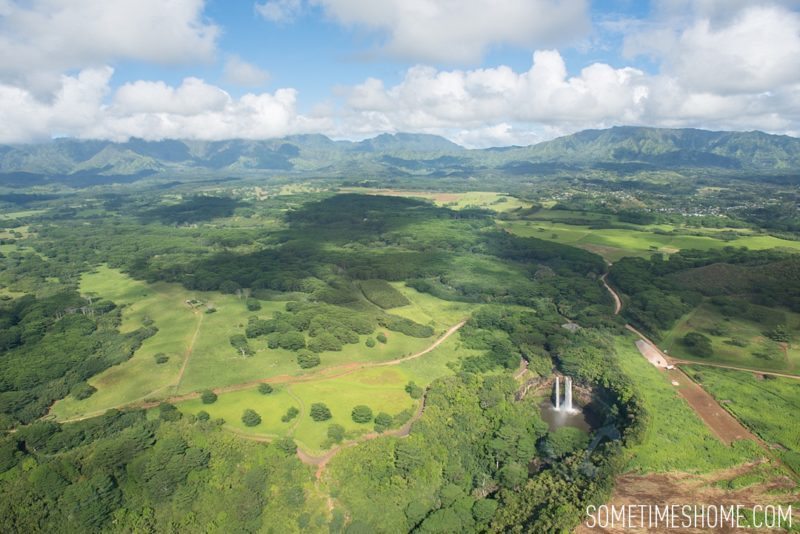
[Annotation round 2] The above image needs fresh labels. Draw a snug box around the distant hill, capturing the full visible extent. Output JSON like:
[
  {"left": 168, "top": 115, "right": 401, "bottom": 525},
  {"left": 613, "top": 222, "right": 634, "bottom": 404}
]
[
  {"left": 0, "top": 127, "right": 798, "bottom": 187},
  {"left": 510, "top": 126, "right": 800, "bottom": 170}
]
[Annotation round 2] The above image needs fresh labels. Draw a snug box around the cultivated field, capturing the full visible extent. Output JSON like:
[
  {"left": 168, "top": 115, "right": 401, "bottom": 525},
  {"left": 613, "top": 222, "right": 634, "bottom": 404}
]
[{"left": 500, "top": 217, "right": 800, "bottom": 262}]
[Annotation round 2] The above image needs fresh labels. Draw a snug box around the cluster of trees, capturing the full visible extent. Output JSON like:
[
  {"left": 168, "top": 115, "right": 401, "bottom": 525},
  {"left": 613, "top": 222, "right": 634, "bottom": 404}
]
[
  {"left": 358, "top": 279, "right": 410, "bottom": 309},
  {"left": 459, "top": 304, "right": 567, "bottom": 373},
  {"left": 610, "top": 248, "right": 799, "bottom": 339},
  {"left": 0, "top": 291, "right": 155, "bottom": 427},
  {"left": 328, "top": 374, "right": 548, "bottom": 531},
  {"left": 244, "top": 300, "right": 432, "bottom": 363},
  {"left": 0, "top": 409, "right": 323, "bottom": 532}
]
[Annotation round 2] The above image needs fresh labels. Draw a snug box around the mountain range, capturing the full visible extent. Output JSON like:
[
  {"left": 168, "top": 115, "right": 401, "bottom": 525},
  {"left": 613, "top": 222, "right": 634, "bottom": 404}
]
[{"left": 1, "top": 126, "right": 799, "bottom": 188}]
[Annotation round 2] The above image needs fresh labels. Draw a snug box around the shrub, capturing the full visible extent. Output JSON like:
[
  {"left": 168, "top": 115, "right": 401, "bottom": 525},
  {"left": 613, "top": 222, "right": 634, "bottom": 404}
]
[
  {"left": 278, "top": 331, "right": 306, "bottom": 351},
  {"left": 308, "top": 332, "right": 342, "bottom": 353},
  {"left": 153, "top": 353, "right": 169, "bottom": 364},
  {"left": 196, "top": 410, "right": 210, "bottom": 422},
  {"left": 281, "top": 407, "right": 299, "bottom": 422},
  {"left": 683, "top": 332, "right": 713, "bottom": 357},
  {"left": 374, "top": 412, "right": 392, "bottom": 433},
  {"left": 158, "top": 403, "right": 181, "bottom": 422},
  {"left": 70, "top": 382, "right": 97, "bottom": 400},
  {"left": 404, "top": 381, "right": 423, "bottom": 399},
  {"left": 351, "top": 405, "right": 373, "bottom": 424},
  {"left": 230, "top": 334, "right": 253, "bottom": 356},
  {"left": 365, "top": 337, "right": 376, "bottom": 348},
  {"left": 359, "top": 280, "right": 410, "bottom": 309},
  {"left": 297, "top": 349, "right": 321, "bottom": 369},
  {"left": 200, "top": 390, "right": 218, "bottom": 404},
  {"left": 246, "top": 299, "right": 261, "bottom": 311},
  {"left": 275, "top": 437, "right": 297, "bottom": 455},
  {"left": 310, "top": 403, "right": 332, "bottom": 421},
  {"left": 327, "top": 424, "right": 345, "bottom": 443},
  {"left": 378, "top": 315, "right": 434, "bottom": 338},
  {"left": 376, "top": 332, "right": 387, "bottom": 344},
  {"left": 258, "top": 383, "right": 273, "bottom": 395},
  {"left": 242, "top": 409, "right": 262, "bottom": 427}
]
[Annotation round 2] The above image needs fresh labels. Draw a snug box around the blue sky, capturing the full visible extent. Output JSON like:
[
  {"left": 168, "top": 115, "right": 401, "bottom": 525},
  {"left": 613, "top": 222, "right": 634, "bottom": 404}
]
[{"left": 0, "top": 0, "right": 799, "bottom": 146}]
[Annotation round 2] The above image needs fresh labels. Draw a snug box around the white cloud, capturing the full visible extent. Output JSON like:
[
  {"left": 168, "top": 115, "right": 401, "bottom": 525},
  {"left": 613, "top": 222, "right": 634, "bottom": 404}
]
[
  {"left": 261, "top": 0, "right": 590, "bottom": 63},
  {"left": 337, "top": 50, "right": 649, "bottom": 144},
  {"left": 624, "top": 4, "right": 800, "bottom": 94},
  {"left": 0, "top": 0, "right": 218, "bottom": 93},
  {"left": 223, "top": 56, "right": 271, "bottom": 87},
  {"left": 0, "top": 67, "right": 112, "bottom": 143},
  {"left": 3, "top": 49, "right": 800, "bottom": 148},
  {"left": 0, "top": 68, "right": 330, "bottom": 143},
  {"left": 255, "top": 0, "right": 303, "bottom": 22}
]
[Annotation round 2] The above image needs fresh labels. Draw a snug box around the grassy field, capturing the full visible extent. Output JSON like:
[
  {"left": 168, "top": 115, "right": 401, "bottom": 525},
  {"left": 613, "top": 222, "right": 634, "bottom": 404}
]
[
  {"left": 661, "top": 302, "right": 800, "bottom": 374},
  {"left": 682, "top": 365, "right": 800, "bottom": 475},
  {"left": 389, "top": 282, "right": 476, "bottom": 327},
  {"left": 49, "top": 267, "right": 474, "bottom": 421},
  {"left": 614, "top": 336, "right": 759, "bottom": 473},
  {"left": 178, "top": 326, "right": 480, "bottom": 454},
  {"left": 50, "top": 266, "right": 206, "bottom": 419},
  {"left": 178, "top": 367, "right": 416, "bottom": 456},
  {"left": 500, "top": 219, "right": 800, "bottom": 262},
  {"left": 337, "top": 188, "right": 529, "bottom": 212}
]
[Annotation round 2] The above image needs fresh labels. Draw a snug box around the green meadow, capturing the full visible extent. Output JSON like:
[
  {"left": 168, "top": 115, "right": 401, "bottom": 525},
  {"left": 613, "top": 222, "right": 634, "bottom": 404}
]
[
  {"left": 177, "top": 328, "right": 480, "bottom": 455},
  {"left": 500, "top": 219, "right": 800, "bottom": 262},
  {"left": 50, "top": 266, "right": 475, "bottom": 422}
]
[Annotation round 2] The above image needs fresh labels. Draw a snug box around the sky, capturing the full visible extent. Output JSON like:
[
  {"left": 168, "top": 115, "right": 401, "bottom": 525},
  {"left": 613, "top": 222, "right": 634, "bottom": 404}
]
[{"left": 0, "top": 0, "right": 799, "bottom": 147}]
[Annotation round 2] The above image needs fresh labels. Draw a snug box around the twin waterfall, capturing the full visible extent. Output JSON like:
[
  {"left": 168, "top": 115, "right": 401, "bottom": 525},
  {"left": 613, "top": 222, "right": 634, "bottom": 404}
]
[{"left": 553, "top": 376, "right": 575, "bottom": 413}]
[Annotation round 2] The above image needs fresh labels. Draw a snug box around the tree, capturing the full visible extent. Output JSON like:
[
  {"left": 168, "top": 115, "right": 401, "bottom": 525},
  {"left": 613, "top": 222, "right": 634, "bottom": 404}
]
[
  {"left": 308, "top": 332, "right": 342, "bottom": 353},
  {"left": 376, "top": 332, "right": 387, "bottom": 344},
  {"left": 683, "top": 332, "right": 713, "bottom": 357},
  {"left": 310, "top": 403, "right": 332, "bottom": 421},
  {"left": 351, "top": 405, "right": 373, "bottom": 424},
  {"left": 278, "top": 331, "right": 306, "bottom": 351},
  {"left": 219, "top": 280, "right": 241, "bottom": 294},
  {"left": 327, "top": 424, "right": 345, "bottom": 443},
  {"left": 296, "top": 349, "right": 320, "bottom": 369},
  {"left": 281, "top": 407, "right": 299, "bottom": 422},
  {"left": 230, "top": 334, "right": 253, "bottom": 356},
  {"left": 373, "top": 412, "right": 392, "bottom": 433},
  {"left": 365, "top": 337, "right": 376, "bottom": 348},
  {"left": 275, "top": 437, "right": 297, "bottom": 454},
  {"left": 472, "top": 499, "right": 498, "bottom": 524},
  {"left": 404, "top": 381, "right": 423, "bottom": 399},
  {"left": 158, "top": 403, "right": 181, "bottom": 422},
  {"left": 242, "top": 409, "right": 262, "bottom": 427},
  {"left": 200, "top": 390, "right": 218, "bottom": 404},
  {"left": 765, "top": 324, "right": 790, "bottom": 343},
  {"left": 538, "top": 427, "right": 589, "bottom": 459},
  {"left": 71, "top": 382, "right": 97, "bottom": 400},
  {"left": 258, "top": 383, "right": 273, "bottom": 395},
  {"left": 196, "top": 410, "right": 210, "bottom": 422},
  {"left": 499, "top": 462, "right": 527, "bottom": 489}
]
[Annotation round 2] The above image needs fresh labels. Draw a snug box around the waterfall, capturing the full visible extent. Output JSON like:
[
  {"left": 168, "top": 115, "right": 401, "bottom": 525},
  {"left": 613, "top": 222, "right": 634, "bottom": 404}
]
[
  {"left": 565, "top": 376, "right": 573, "bottom": 412},
  {"left": 554, "top": 376, "right": 560, "bottom": 411}
]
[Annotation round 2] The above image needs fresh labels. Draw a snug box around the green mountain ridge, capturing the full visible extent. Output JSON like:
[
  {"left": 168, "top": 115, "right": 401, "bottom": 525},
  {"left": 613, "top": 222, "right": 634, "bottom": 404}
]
[{"left": 1, "top": 127, "right": 799, "bottom": 187}]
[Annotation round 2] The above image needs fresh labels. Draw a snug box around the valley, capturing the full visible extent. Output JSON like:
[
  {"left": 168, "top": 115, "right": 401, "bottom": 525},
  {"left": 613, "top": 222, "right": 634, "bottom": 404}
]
[{"left": 1, "top": 127, "right": 799, "bottom": 532}]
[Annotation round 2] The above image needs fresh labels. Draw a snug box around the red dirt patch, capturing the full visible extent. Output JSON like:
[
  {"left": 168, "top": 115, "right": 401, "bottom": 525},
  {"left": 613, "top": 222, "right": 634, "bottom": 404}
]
[
  {"left": 667, "top": 368, "right": 756, "bottom": 445},
  {"left": 576, "top": 462, "right": 798, "bottom": 534}
]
